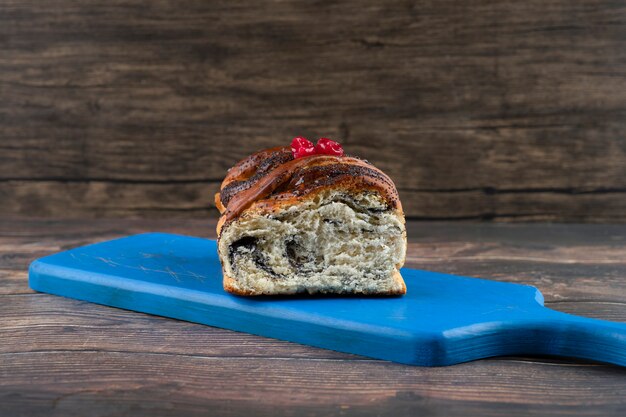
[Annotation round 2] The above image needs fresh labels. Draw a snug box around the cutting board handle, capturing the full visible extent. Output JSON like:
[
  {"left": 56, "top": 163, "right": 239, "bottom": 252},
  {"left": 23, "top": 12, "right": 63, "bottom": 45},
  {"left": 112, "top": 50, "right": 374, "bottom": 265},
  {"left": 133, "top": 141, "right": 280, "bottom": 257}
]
[
  {"left": 527, "top": 307, "right": 626, "bottom": 366},
  {"left": 440, "top": 307, "right": 625, "bottom": 367}
]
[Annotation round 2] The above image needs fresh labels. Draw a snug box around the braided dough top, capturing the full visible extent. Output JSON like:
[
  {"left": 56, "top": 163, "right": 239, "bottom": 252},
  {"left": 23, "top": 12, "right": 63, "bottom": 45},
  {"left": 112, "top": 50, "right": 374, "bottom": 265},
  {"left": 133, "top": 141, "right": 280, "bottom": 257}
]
[{"left": 215, "top": 146, "right": 403, "bottom": 235}]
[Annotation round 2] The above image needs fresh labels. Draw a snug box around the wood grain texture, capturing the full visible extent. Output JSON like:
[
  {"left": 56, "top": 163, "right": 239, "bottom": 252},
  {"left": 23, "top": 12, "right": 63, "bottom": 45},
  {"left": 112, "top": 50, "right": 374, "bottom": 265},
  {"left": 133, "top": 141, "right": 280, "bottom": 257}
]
[
  {"left": 1, "top": 219, "right": 625, "bottom": 416},
  {"left": 1, "top": 0, "right": 625, "bottom": 221}
]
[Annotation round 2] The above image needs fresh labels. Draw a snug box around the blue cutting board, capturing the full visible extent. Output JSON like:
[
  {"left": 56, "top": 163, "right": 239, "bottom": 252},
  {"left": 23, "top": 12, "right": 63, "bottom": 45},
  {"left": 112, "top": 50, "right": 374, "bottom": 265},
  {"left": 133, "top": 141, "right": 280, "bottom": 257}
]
[{"left": 29, "top": 233, "right": 626, "bottom": 367}]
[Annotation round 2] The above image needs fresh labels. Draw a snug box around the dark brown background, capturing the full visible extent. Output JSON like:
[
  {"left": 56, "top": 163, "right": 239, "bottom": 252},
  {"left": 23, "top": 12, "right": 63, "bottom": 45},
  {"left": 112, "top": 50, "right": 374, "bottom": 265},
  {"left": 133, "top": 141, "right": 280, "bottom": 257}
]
[{"left": 2, "top": 0, "right": 625, "bottom": 222}]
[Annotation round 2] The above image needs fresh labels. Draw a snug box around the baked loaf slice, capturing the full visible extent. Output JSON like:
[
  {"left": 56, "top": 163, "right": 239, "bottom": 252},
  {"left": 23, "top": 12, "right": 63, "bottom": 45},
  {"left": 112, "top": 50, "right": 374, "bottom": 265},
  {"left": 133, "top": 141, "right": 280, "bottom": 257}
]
[{"left": 215, "top": 138, "right": 407, "bottom": 296}]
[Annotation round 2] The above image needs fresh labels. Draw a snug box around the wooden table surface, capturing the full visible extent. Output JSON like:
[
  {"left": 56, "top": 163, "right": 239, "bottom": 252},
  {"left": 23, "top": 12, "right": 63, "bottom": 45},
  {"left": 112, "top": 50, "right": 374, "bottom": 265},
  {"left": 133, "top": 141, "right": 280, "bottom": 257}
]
[{"left": 1, "top": 219, "right": 625, "bottom": 416}]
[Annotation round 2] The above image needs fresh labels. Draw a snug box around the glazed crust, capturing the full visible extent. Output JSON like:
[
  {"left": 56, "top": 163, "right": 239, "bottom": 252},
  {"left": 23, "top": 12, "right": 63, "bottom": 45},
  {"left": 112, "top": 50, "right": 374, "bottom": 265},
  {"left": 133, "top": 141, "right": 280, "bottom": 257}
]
[{"left": 215, "top": 146, "right": 404, "bottom": 237}]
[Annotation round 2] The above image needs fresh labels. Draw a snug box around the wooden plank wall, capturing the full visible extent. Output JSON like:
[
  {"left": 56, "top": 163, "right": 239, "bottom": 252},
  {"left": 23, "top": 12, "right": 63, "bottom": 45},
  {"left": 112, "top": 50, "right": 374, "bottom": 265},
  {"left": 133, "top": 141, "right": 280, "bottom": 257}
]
[{"left": 1, "top": 0, "right": 625, "bottom": 221}]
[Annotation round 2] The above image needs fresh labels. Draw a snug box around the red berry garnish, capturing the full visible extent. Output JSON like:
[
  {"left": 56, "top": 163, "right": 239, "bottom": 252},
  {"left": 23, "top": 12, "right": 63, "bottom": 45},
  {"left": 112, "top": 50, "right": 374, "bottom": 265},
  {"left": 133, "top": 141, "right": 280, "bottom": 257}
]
[
  {"left": 315, "top": 138, "right": 344, "bottom": 156},
  {"left": 291, "top": 136, "right": 316, "bottom": 159}
]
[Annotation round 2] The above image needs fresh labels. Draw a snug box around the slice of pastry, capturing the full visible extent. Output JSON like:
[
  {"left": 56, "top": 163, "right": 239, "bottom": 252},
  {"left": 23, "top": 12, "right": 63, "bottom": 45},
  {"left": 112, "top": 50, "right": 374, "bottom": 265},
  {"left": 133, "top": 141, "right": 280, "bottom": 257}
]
[{"left": 215, "top": 137, "right": 407, "bottom": 296}]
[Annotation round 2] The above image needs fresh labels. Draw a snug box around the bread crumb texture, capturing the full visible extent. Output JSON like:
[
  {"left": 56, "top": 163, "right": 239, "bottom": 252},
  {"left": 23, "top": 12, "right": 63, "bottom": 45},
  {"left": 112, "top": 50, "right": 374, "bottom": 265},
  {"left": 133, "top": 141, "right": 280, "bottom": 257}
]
[{"left": 218, "top": 189, "right": 406, "bottom": 295}]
